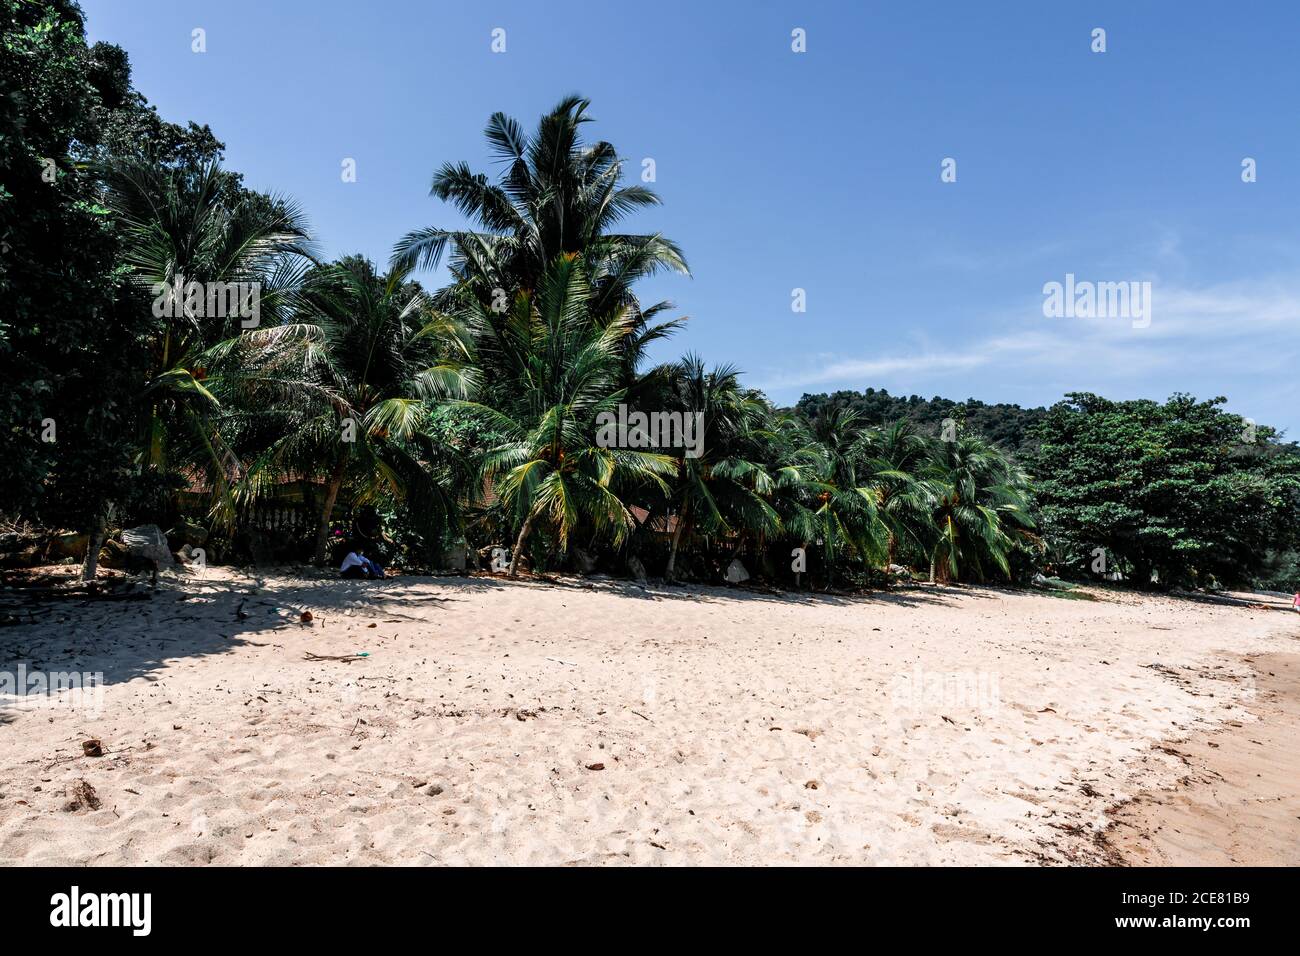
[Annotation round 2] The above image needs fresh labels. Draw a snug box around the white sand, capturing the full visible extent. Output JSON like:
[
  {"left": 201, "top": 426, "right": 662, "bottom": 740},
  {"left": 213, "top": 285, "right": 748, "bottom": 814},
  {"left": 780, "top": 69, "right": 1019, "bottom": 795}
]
[{"left": 0, "top": 570, "right": 1295, "bottom": 865}]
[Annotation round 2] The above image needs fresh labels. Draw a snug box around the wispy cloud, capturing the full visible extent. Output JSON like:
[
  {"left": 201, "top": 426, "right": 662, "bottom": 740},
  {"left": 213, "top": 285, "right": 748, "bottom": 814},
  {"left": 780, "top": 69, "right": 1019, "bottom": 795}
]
[{"left": 755, "top": 276, "right": 1300, "bottom": 431}]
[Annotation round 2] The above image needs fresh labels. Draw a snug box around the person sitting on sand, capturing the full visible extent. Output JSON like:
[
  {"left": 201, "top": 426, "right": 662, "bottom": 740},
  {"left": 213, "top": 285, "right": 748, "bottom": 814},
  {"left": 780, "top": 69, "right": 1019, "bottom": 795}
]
[{"left": 340, "top": 548, "right": 384, "bottom": 580}]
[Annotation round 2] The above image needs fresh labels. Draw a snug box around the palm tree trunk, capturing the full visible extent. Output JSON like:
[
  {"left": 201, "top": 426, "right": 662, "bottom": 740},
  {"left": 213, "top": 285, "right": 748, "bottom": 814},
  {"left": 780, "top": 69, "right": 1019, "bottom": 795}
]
[
  {"left": 507, "top": 511, "right": 536, "bottom": 578},
  {"left": 928, "top": 553, "right": 936, "bottom": 584},
  {"left": 80, "top": 511, "right": 107, "bottom": 584},
  {"left": 313, "top": 455, "right": 349, "bottom": 565},
  {"left": 665, "top": 502, "right": 689, "bottom": 582}
]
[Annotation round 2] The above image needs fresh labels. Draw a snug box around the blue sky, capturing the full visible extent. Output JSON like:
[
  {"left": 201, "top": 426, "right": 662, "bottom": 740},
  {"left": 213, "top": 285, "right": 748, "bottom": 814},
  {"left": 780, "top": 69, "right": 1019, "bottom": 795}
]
[{"left": 83, "top": 0, "right": 1300, "bottom": 434}]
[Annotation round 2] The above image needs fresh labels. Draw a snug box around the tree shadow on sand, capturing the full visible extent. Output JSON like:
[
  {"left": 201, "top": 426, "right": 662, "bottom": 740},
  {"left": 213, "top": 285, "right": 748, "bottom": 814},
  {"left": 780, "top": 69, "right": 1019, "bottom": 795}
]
[
  {"left": 0, "top": 566, "right": 1010, "bottom": 707},
  {"left": 0, "top": 567, "right": 462, "bottom": 697}
]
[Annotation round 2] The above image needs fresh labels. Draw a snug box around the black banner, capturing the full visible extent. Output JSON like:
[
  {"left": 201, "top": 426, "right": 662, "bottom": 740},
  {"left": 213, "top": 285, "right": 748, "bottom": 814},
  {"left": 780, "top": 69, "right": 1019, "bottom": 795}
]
[{"left": 0, "top": 866, "right": 1286, "bottom": 941}]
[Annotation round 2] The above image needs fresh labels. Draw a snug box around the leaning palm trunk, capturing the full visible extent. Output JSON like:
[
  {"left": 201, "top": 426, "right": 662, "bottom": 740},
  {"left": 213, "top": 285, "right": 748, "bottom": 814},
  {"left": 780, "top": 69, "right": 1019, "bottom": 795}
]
[
  {"left": 313, "top": 455, "right": 349, "bottom": 565},
  {"left": 508, "top": 511, "right": 537, "bottom": 578}
]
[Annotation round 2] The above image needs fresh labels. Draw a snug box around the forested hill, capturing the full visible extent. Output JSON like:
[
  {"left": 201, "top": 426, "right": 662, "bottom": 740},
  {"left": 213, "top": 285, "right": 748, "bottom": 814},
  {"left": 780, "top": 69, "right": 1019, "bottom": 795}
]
[{"left": 793, "top": 388, "right": 1048, "bottom": 458}]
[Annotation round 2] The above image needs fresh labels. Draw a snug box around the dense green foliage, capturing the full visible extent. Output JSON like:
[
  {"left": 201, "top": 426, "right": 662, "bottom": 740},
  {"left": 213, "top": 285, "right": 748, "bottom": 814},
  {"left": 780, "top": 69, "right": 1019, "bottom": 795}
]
[
  {"left": 2, "top": 5, "right": 1296, "bottom": 594},
  {"left": 1030, "top": 393, "right": 1300, "bottom": 589},
  {"left": 796, "top": 388, "right": 1048, "bottom": 458}
]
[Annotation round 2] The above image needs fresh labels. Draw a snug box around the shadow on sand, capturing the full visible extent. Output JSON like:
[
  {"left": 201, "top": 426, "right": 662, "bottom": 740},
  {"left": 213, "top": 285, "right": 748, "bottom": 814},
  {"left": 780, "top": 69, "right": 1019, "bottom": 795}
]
[{"left": 0, "top": 565, "right": 999, "bottom": 706}]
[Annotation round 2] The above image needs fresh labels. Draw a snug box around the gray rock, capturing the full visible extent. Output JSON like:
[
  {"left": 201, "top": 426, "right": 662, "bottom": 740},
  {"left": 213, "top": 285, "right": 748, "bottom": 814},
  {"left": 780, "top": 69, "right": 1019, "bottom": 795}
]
[
  {"left": 121, "top": 525, "right": 176, "bottom": 570},
  {"left": 440, "top": 543, "right": 468, "bottom": 571},
  {"left": 573, "top": 547, "right": 597, "bottom": 574},
  {"left": 724, "top": 558, "right": 749, "bottom": 584},
  {"left": 627, "top": 555, "right": 648, "bottom": 584}
]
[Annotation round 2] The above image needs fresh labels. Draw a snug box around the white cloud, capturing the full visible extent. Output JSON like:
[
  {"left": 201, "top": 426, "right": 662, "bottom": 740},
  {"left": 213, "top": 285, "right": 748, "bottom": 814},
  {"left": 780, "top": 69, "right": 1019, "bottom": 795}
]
[{"left": 756, "top": 277, "right": 1300, "bottom": 431}]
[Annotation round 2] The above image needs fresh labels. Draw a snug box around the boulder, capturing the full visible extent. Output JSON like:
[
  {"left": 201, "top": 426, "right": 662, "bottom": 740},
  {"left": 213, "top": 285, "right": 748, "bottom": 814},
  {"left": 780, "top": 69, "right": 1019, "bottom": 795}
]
[
  {"left": 627, "top": 555, "right": 648, "bottom": 585},
  {"left": 0, "top": 546, "right": 42, "bottom": 569},
  {"left": 724, "top": 558, "right": 750, "bottom": 584},
  {"left": 121, "top": 525, "right": 176, "bottom": 571},
  {"left": 573, "top": 547, "right": 597, "bottom": 574},
  {"left": 0, "top": 531, "right": 38, "bottom": 553},
  {"left": 169, "top": 519, "right": 208, "bottom": 548},
  {"left": 99, "top": 538, "right": 130, "bottom": 569},
  {"left": 48, "top": 531, "right": 89, "bottom": 560},
  {"left": 440, "top": 543, "right": 468, "bottom": 572}
]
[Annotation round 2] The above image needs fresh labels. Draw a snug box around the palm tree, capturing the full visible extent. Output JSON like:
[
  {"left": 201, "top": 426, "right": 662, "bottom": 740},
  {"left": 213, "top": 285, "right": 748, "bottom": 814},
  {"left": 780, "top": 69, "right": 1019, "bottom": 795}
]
[
  {"left": 98, "top": 158, "right": 311, "bottom": 482},
  {"left": 652, "top": 356, "right": 780, "bottom": 581},
  {"left": 856, "top": 420, "right": 935, "bottom": 567},
  {"left": 80, "top": 158, "right": 310, "bottom": 580},
  {"left": 923, "top": 433, "right": 1034, "bottom": 583},
  {"left": 391, "top": 96, "right": 688, "bottom": 372},
  {"left": 237, "top": 256, "right": 469, "bottom": 563},
  {"left": 450, "top": 254, "right": 676, "bottom": 577},
  {"left": 803, "top": 407, "right": 890, "bottom": 585}
]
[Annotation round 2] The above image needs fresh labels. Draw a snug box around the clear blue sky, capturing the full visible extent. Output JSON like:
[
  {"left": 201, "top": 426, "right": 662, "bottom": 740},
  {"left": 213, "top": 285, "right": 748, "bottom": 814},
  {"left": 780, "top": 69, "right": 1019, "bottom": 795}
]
[{"left": 83, "top": 0, "right": 1300, "bottom": 434}]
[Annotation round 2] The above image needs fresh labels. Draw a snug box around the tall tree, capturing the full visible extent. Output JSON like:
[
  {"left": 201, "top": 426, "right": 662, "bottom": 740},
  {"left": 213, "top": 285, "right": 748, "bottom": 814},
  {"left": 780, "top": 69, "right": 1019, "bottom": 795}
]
[
  {"left": 450, "top": 255, "right": 676, "bottom": 576},
  {"left": 652, "top": 356, "right": 780, "bottom": 581},
  {"left": 239, "top": 256, "right": 468, "bottom": 563},
  {"left": 924, "top": 432, "right": 1034, "bottom": 583},
  {"left": 1031, "top": 393, "right": 1300, "bottom": 588},
  {"left": 392, "top": 95, "right": 688, "bottom": 373}
]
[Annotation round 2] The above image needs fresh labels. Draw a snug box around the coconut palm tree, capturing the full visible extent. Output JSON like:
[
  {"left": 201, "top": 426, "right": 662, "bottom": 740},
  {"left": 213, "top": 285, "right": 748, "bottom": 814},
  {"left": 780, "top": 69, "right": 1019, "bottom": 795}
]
[
  {"left": 650, "top": 356, "right": 780, "bottom": 581},
  {"left": 391, "top": 96, "right": 688, "bottom": 377},
  {"left": 237, "top": 256, "right": 470, "bottom": 563},
  {"left": 449, "top": 254, "right": 676, "bottom": 577},
  {"left": 856, "top": 420, "right": 936, "bottom": 567},
  {"left": 97, "top": 157, "right": 312, "bottom": 485},
  {"left": 923, "top": 433, "right": 1034, "bottom": 582},
  {"left": 801, "top": 407, "right": 891, "bottom": 584}
]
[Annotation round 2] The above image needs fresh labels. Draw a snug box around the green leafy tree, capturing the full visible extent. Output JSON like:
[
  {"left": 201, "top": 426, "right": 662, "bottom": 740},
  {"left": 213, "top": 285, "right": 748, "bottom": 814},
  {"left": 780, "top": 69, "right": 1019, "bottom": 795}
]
[
  {"left": 1031, "top": 393, "right": 1300, "bottom": 588},
  {"left": 0, "top": 0, "right": 153, "bottom": 577}
]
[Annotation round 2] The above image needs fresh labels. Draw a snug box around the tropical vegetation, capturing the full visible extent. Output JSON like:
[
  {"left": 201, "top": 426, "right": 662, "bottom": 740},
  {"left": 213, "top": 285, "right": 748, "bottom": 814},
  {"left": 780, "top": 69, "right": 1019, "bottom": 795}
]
[{"left": 3, "top": 2, "right": 1298, "bottom": 594}]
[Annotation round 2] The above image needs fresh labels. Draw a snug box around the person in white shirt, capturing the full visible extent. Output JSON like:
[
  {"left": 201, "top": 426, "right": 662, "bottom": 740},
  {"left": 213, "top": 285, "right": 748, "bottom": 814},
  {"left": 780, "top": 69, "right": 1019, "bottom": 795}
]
[{"left": 340, "top": 548, "right": 382, "bottom": 579}]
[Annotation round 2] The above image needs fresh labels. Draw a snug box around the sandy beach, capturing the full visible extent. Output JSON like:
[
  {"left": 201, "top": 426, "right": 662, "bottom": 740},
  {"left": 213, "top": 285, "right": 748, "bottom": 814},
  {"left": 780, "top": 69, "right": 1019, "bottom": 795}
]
[{"left": 1, "top": 570, "right": 1296, "bottom": 866}]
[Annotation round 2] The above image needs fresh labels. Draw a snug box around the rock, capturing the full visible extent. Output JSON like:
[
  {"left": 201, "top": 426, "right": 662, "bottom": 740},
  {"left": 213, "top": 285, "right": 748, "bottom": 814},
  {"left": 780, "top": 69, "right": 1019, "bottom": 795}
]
[
  {"left": 81, "top": 739, "right": 103, "bottom": 757},
  {"left": 48, "top": 531, "right": 89, "bottom": 560},
  {"left": 121, "top": 525, "right": 176, "bottom": 571},
  {"left": 0, "top": 546, "right": 42, "bottom": 570},
  {"left": 585, "top": 762, "right": 605, "bottom": 771},
  {"left": 627, "top": 555, "right": 648, "bottom": 585},
  {"left": 168, "top": 519, "right": 208, "bottom": 548},
  {"left": 724, "top": 558, "right": 750, "bottom": 584},
  {"left": 573, "top": 547, "right": 597, "bottom": 574},
  {"left": 0, "top": 531, "right": 36, "bottom": 552},
  {"left": 99, "top": 538, "right": 130, "bottom": 569},
  {"left": 440, "top": 544, "right": 467, "bottom": 572}
]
